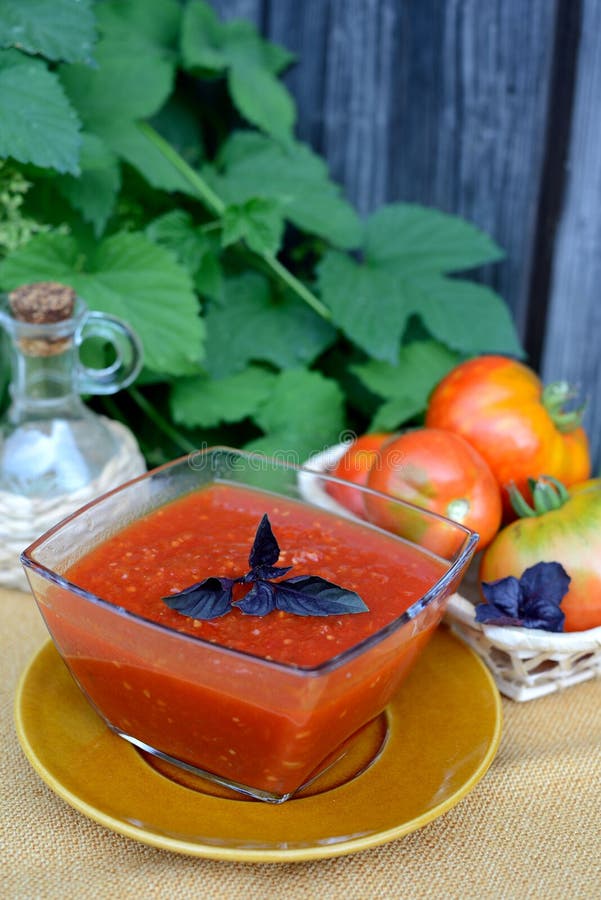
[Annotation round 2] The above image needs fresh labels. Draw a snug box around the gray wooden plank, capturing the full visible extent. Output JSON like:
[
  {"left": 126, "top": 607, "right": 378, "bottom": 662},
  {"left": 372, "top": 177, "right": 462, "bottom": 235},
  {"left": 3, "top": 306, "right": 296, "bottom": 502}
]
[
  {"left": 210, "top": 1, "right": 565, "bottom": 358},
  {"left": 541, "top": 0, "right": 601, "bottom": 471},
  {"left": 434, "top": 0, "right": 559, "bottom": 335},
  {"left": 320, "top": 0, "right": 401, "bottom": 214},
  {"left": 317, "top": 0, "right": 559, "bottom": 334},
  {"left": 266, "top": 0, "right": 331, "bottom": 149},
  {"left": 211, "top": 0, "right": 263, "bottom": 26}
]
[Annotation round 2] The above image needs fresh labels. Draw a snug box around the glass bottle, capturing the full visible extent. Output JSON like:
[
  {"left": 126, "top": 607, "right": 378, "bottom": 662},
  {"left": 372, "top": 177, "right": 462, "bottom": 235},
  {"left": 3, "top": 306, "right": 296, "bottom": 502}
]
[{"left": 0, "top": 284, "right": 143, "bottom": 497}]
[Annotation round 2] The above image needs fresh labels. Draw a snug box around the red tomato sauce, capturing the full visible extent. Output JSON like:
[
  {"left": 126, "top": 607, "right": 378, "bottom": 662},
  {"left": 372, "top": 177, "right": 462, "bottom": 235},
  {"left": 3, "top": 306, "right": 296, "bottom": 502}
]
[{"left": 52, "top": 483, "right": 450, "bottom": 797}]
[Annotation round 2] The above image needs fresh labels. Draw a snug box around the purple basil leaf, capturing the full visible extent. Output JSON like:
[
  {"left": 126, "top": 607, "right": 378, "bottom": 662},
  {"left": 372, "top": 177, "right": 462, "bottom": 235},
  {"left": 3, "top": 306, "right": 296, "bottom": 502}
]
[
  {"left": 477, "top": 561, "right": 569, "bottom": 632},
  {"left": 248, "top": 514, "right": 280, "bottom": 568},
  {"left": 476, "top": 575, "right": 526, "bottom": 626},
  {"left": 162, "top": 577, "right": 234, "bottom": 619},
  {"left": 242, "top": 564, "right": 293, "bottom": 583},
  {"left": 274, "top": 575, "right": 368, "bottom": 617},
  {"left": 237, "top": 580, "right": 277, "bottom": 616},
  {"left": 481, "top": 576, "right": 523, "bottom": 618},
  {"left": 163, "top": 511, "right": 372, "bottom": 622},
  {"left": 520, "top": 614, "right": 564, "bottom": 631},
  {"left": 475, "top": 605, "right": 525, "bottom": 628},
  {"left": 519, "top": 562, "right": 569, "bottom": 633}
]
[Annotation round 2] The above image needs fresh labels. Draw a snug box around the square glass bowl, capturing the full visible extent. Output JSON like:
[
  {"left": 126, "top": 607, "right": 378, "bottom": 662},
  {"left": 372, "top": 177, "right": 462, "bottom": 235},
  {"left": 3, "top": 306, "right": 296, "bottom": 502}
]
[{"left": 21, "top": 447, "right": 478, "bottom": 803}]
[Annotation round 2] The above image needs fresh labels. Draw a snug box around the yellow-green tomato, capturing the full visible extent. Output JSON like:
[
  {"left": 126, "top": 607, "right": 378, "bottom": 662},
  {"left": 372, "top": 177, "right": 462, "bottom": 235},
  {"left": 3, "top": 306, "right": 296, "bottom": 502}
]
[
  {"left": 569, "top": 477, "right": 601, "bottom": 498},
  {"left": 480, "top": 480, "right": 601, "bottom": 632}
]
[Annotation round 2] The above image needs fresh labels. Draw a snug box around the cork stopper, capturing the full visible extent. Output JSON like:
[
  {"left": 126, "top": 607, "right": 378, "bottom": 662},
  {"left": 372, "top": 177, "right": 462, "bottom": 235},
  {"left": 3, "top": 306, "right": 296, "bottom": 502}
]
[{"left": 8, "top": 282, "right": 76, "bottom": 356}]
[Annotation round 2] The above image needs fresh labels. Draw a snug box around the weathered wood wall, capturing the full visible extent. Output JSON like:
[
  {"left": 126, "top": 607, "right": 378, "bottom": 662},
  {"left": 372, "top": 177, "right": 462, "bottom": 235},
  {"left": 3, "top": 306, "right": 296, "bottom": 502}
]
[
  {"left": 214, "top": 0, "right": 601, "bottom": 470},
  {"left": 541, "top": 0, "right": 601, "bottom": 469}
]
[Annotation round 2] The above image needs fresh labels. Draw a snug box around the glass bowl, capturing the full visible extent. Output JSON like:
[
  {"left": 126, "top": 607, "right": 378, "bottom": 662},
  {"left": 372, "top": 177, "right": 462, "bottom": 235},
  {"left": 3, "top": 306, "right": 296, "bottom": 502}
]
[{"left": 21, "top": 447, "right": 478, "bottom": 803}]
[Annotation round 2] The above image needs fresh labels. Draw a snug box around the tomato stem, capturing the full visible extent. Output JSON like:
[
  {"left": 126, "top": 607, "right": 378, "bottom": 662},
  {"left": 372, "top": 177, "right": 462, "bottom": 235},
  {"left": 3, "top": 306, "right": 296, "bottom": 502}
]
[
  {"left": 540, "top": 475, "right": 571, "bottom": 505},
  {"left": 542, "top": 381, "right": 585, "bottom": 434},
  {"left": 532, "top": 482, "right": 561, "bottom": 515},
  {"left": 508, "top": 483, "right": 537, "bottom": 518},
  {"left": 509, "top": 476, "right": 571, "bottom": 519}
]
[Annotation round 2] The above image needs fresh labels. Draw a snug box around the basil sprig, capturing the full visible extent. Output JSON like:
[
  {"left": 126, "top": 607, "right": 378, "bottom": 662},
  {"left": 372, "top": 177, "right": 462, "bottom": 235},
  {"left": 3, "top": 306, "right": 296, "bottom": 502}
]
[
  {"left": 476, "top": 561, "right": 569, "bottom": 632},
  {"left": 163, "top": 514, "right": 369, "bottom": 620}
]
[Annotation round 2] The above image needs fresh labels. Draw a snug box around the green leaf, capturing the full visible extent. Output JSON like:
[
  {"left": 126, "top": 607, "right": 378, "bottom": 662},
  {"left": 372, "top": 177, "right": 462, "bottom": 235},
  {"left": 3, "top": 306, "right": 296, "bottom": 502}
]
[
  {"left": 221, "top": 198, "right": 284, "bottom": 256},
  {"left": 0, "top": 231, "right": 79, "bottom": 282},
  {"left": 146, "top": 210, "right": 222, "bottom": 299},
  {"left": 146, "top": 209, "right": 211, "bottom": 271},
  {"left": 0, "top": 0, "right": 96, "bottom": 64},
  {"left": 228, "top": 63, "right": 296, "bottom": 142},
  {"left": 194, "top": 252, "right": 223, "bottom": 300},
  {"left": 181, "top": 0, "right": 293, "bottom": 75},
  {"left": 365, "top": 204, "right": 505, "bottom": 274},
  {"left": 81, "top": 234, "right": 205, "bottom": 376},
  {"left": 406, "top": 275, "right": 525, "bottom": 356},
  {"left": 170, "top": 366, "right": 277, "bottom": 428},
  {"left": 352, "top": 340, "right": 460, "bottom": 400},
  {"left": 352, "top": 341, "right": 461, "bottom": 430},
  {"left": 59, "top": 13, "right": 175, "bottom": 129},
  {"left": 149, "top": 93, "right": 204, "bottom": 168},
  {"left": 203, "top": 273, "right": 336, "bottom": 378},
  {"left": 316, "top": 203, "right": 520, "bottom": 364},
  {"left": 260, "top": 39, "right": 295, "bottom": 76},
  {"left": 248, "top": 368, "right": 345, "bottom": 462},
  {"left": 56, "top": 133, "right": 120, "bottom": 236},
  {"left": 210, "top": 133, "right": 361, "bottom": 249},
  {"left": 317, "top": 251, "right": 411, "bottom": 363},
  {"left": 0, "top": 231, "right": 205, "bottom": 376},
  {"left": 217, "top": 19, "right": 294, "bottom": 73},
  {"left": 180, "top": 0, "right": 230, "bottom": 71},
  {"left": 99, "top": 0, "right": 181, "bottom": 56},
  {"left": 95, "top": 119, "right": 195, "bottom": 195},
  {"left": 369, "top": 396, "right": 428, "bottom": 433},
  {"left": 0, "top": 51, "right": 81, "bottom": 174}
]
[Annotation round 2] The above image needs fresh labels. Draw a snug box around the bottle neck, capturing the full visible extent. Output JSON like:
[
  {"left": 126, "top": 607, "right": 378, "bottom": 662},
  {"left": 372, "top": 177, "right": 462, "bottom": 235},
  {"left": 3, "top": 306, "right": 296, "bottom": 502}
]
[{"left": 6, "top": 338, "right": 84, "bottom": 425}]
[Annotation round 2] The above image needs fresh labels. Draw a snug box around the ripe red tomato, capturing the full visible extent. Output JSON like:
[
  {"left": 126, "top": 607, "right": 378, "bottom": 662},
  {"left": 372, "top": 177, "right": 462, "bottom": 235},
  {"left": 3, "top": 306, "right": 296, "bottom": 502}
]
[
  {"left": 480, "top": 478, "right": 601, "bottom": 631},
  {"left": 426, "top": 356, "right": 591, "bottom": 514},
  {"left": 366, "top": 428, "right": 502, "bottom": 551},
  {"left": 326, "top": 433, "right": 391, "bottom": 517}
]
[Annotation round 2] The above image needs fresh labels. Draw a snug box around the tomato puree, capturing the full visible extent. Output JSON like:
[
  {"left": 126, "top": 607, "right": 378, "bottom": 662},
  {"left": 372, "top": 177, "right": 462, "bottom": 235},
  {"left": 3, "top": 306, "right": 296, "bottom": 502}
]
[
  {"left": 50, "top": 483, "right": 453, "bottom": 798},
  {"left": 68, "top": 483, "right": 444, "bottom": 666}
]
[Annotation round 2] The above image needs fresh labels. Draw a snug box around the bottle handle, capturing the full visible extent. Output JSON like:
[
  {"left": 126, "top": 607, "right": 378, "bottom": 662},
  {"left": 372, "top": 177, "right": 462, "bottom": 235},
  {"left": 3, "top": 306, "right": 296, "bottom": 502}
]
[{"left": 74, "top": 311, "right": 143, "bottom": 395}]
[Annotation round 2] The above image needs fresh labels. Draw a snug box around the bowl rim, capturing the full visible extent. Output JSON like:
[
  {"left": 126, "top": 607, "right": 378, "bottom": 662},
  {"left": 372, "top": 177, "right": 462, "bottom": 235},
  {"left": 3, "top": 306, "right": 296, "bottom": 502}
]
[{"left": 20, "top": 446, "right": 479, "bottom": 676}]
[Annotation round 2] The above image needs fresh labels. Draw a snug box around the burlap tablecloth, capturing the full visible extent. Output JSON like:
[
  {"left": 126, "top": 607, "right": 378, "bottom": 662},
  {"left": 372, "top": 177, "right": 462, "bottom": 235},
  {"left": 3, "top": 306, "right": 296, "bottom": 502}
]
[{"left": 3, "top": 585, "right": 600, "bottom": 899}]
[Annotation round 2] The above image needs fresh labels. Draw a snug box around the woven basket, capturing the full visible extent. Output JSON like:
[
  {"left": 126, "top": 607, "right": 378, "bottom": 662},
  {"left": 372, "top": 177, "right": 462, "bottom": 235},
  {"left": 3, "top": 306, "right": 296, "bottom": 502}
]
[
  {"left": 301, "top": 443, "right": 601, "bottom": 701},
  {"left": 445, "top": 594, "right": 601, "bottom": 701}
]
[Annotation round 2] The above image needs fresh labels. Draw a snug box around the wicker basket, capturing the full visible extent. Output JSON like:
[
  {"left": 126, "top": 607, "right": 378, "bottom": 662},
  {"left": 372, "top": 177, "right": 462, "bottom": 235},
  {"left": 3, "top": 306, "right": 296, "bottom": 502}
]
[
  {"left": 445, "top": 594, "right": 601, "bottom": 701},
  {"left": 301, "top": 443, "right": 601, "bottom": 701}
]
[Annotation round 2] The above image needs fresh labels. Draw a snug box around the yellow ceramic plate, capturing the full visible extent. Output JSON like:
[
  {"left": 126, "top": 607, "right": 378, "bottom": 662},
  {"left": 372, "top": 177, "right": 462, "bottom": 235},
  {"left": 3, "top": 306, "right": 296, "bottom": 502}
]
[{"left": 14, "top": 628, "right": 502, "bottom": 863}]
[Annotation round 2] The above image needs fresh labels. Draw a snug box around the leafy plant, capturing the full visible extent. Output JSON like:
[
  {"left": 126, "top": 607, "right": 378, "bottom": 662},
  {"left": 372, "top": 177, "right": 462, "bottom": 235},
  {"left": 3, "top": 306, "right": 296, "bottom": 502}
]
[{"left": 0, "top": 0, "right": 523, "bottom": 465}]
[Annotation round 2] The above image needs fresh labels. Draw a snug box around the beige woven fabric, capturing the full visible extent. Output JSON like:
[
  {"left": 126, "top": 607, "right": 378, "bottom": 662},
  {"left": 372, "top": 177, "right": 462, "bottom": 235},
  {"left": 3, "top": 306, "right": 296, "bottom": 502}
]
[{"left": 3, "top": 586, "right": 600, "bottom": 900}]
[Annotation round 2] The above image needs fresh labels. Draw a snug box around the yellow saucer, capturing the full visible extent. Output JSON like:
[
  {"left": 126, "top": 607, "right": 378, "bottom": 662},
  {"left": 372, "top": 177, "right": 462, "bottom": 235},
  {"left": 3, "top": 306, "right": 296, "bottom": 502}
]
[{"left": 14, "top": 628, "right": 502, "bottom": 863}]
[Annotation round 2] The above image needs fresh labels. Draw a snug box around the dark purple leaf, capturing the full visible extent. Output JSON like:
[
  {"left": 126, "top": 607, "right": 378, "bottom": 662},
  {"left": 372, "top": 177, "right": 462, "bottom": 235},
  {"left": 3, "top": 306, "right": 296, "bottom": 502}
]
[
  {"left": 521, "top": 612, "right": 564, "bottom": 631},
  {"left": 475, "top": 604, "right": 525, "bottom": 628},
  {"left": 162, "top": 512, "right": 369, "bottom": 621},
  {"left": 237, "top": 580, "right": 276, "bottom": 616},
  {"left": 243, "top": 564, "right": 293, "bottom": 582},
  {"left": 481, "top": 576, "right": 522, "bottom": 618},
  {"left": 162, "top": 577, "right": 235, "bottom": 619},
  {"left": 274, "top": 575, "right": 369, "bottom": 617},
  {"left": 248, "top": 514, "right": 280, "bottom": 568},
  {"left": 519, "top": 562, "right": 570, "bottom": 632},
  {"left": 476, "top": 561, "right": 569, "bottom": 632}
]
